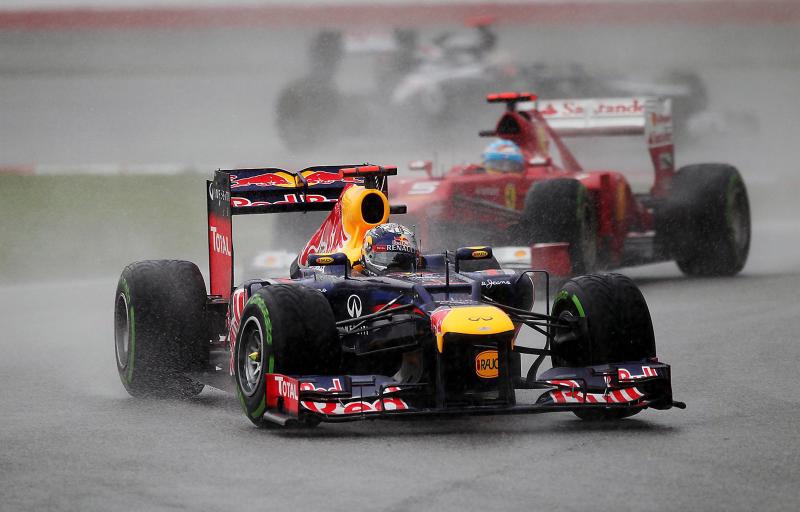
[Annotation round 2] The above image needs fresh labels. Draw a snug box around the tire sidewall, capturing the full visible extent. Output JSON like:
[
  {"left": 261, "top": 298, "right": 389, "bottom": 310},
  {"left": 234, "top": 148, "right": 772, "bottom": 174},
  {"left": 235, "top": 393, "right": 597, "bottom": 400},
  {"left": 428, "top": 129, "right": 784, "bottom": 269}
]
[{"left": 115, "top": 274, "right": 137, "bottom": 389}]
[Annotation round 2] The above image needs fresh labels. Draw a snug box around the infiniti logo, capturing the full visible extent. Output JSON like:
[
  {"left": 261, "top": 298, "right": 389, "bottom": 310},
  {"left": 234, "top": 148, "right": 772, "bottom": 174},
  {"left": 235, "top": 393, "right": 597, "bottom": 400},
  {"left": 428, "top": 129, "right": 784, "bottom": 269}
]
[{"left": 347, "top": 294, "right": 362, "bottom": 318}]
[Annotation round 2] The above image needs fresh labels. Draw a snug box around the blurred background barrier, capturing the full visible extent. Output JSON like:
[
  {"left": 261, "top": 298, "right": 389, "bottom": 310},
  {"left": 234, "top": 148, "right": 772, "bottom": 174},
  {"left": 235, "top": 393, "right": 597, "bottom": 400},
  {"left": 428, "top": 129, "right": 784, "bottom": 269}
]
[
  {"left": 1, "top": 0, "right": 798, "bottom": 284},
  {"left": 2, "top": 0, "right": 800, "bottom": 29}
]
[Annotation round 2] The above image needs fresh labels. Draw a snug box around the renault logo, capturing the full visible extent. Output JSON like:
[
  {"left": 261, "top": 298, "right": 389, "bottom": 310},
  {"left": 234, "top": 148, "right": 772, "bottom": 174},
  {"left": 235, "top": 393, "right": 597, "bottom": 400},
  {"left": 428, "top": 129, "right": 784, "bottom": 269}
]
[{"left": 347, "top": 294, "right": 362, "bottom": 318}]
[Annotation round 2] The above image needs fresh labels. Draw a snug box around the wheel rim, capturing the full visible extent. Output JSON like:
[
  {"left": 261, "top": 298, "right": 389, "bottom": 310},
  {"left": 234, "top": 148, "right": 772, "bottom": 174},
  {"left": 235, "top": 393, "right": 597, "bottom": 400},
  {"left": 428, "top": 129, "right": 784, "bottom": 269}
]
[
  {"left": 237, "top": 316, "right": 264, "bottom": 397},
  {"left": 114, "top": 292, "right": 130, "bottom": 369}
]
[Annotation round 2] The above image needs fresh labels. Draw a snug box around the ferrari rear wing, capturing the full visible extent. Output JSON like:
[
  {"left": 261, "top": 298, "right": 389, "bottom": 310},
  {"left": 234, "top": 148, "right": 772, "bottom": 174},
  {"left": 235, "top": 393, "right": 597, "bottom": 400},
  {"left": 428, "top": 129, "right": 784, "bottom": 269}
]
[
  {"left": 525, "top": 97, "right": 675, "bottom": 192},
  {"left": 522, "top": 96, "right": 673, "bottom": 142}
]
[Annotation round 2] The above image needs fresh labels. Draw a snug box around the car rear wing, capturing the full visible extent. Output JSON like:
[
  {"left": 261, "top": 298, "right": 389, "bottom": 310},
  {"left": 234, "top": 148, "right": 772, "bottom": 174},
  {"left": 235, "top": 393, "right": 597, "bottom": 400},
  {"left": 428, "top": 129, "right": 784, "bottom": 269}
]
[
  {"left": 207, "top": 165, "right": 363, "bottom": 298},
  {"left": 523, "top": 97, "right": 675, "bottom": 193},
  {"left": 207, "top": 165, "right": 402, "bottom": 298},
  {"left": 521, "top": 96, "right": 671, "bottom": 139}
]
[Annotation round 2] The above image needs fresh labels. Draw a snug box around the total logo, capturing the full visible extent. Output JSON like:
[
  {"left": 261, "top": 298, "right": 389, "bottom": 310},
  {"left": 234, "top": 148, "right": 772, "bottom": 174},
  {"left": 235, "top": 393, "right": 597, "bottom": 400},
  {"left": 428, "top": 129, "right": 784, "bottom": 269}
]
[
  {"left": 209, "top": 226, "right": 232, "bottom": 256},
  {"left": 274, "top": 375, "right": 298, "bottom": 401}
]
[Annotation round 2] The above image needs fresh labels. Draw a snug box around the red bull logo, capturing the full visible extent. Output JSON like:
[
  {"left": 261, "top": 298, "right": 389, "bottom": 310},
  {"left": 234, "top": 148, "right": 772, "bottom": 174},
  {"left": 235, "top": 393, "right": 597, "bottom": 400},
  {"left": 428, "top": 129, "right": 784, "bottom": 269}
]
[
  {"left": 302, "top": 169, "right": 363, "bottom": 186},
  {"left": 230, "top": 171, "right": 297, "bottom": 189}
]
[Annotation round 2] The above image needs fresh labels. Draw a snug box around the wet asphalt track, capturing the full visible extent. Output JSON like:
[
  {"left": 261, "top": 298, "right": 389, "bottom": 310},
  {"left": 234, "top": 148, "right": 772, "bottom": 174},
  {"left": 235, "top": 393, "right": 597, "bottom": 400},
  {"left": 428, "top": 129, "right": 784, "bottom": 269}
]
[{"left": 2, "top": 17, "right": 800, "bottom": 512}]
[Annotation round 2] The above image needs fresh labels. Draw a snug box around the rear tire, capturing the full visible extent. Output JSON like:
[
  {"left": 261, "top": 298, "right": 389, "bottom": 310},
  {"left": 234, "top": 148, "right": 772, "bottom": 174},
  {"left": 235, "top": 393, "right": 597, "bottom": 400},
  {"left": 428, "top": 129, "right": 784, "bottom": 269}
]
[
  {"left": 550, "top": 273, "right": 655, "bottom": 420},
  {"left": 660, "top": 164, "right": 750, "bottom": 276},
  {"left": 518, "top": 179, "right": 598, "bottom": 274},
  {"left": 114, "top": 260, "right": 207, "bottom": 398},
  {"left": 234, "top": 284, "right": 339, "bottom": 427}
]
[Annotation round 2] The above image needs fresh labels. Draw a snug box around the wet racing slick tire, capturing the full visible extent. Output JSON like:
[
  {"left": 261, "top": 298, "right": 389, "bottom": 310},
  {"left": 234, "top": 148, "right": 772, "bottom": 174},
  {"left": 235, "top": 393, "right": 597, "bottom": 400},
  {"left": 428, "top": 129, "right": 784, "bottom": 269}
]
[
  {"left": 234, "top": 284, "right": 339, "bottom": 427},
  {"left": 550, "top": 273, "right": 656, "bottom": 420},
  {"left": 114, "top": 260, "right": 207, "bottom": 398},
  {"left": 660, "top": 164, "right": 750, "bottom": 276},
  {"left": 518, "top": 178, "right": 598, "bottom": 274}
]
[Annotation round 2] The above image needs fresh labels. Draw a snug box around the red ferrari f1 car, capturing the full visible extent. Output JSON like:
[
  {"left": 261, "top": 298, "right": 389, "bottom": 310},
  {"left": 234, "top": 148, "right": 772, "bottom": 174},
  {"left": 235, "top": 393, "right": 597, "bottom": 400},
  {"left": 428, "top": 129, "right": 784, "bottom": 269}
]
[
  {"left": 114, "top": 165, "right": 684, "bottom": 427},
  {"left": 391, "top": 93, "right": 750, "bottom": 276}
]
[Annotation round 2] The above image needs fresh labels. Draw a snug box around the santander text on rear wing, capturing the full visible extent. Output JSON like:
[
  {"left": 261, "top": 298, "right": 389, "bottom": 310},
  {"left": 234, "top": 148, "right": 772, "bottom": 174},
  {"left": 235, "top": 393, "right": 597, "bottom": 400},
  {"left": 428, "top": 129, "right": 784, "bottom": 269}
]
[{"left": 527, "top": 97, "right": 675, "bottom": 190}]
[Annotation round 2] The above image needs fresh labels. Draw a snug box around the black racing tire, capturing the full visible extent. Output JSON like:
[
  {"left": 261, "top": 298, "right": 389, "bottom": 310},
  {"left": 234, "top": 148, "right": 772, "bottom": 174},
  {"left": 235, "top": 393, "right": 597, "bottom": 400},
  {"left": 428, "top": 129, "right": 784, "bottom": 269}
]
[
  {"left": 659, "top": 164, "right": 750, "bottom": 276},
  {"left": 114, "top": 260, "right": 207, "bottom": 398},
  {"left": 518, "top": 179, "right": 598, "bottom": 274},
  {"left": 550, "top": 273, "right": 656, "bottom": 420},
  {"left": 275, "top": 79, "right": 340, "bottom": 151},
  {"left": 234, "top": 284, "right": 339, "bottom": 427}
]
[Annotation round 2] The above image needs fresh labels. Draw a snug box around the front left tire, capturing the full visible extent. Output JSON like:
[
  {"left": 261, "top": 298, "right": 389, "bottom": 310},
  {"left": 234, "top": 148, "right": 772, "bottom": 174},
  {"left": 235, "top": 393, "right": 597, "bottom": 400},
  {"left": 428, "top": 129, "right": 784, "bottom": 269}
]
[{"left": 234, "top": 284, "right": 339, "bottom": 427}]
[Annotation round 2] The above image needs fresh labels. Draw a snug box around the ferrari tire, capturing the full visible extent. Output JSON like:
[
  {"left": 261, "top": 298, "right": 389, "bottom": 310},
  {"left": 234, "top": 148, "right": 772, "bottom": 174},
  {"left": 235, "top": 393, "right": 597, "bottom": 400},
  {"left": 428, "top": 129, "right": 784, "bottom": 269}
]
[
  {"left": 234, "top": 284, "right": 339, "bottom": 427},
  {"left": 518, "top": 179, "right": 598, "bottom": 274},
  {"left": 660, "top": 164, "right": 750, "bottom": 276},
  {"left": 114, "top": 260, "right": 207, "bottom": 398},
  {"left": 551, "top": 273, "right": 655, "bottom": 420}
]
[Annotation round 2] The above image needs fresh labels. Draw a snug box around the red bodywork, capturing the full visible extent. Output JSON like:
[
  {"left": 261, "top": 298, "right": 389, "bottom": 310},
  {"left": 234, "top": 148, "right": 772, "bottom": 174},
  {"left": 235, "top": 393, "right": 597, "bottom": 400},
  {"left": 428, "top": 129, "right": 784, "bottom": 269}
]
[{"left": 391, "top": 94, "right": 675, "bottom": 271}]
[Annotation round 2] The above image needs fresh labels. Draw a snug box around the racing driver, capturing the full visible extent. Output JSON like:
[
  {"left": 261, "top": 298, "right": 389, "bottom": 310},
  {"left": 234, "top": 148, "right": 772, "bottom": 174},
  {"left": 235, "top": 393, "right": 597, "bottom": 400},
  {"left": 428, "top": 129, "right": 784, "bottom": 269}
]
[
  {"left": 482, "top": 139, "right": 524, "bottom": 173},
  {"left": 360, "top": 223, "right": 421, "bottom": 275}
]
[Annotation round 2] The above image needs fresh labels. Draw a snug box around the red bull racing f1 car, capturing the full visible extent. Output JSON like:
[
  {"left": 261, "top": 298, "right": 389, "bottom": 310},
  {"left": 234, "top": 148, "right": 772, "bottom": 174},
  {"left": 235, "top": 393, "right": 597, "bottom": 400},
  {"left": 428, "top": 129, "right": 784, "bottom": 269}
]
[{"left": 114, "top": 165, "right": 684, "bottom": 427}]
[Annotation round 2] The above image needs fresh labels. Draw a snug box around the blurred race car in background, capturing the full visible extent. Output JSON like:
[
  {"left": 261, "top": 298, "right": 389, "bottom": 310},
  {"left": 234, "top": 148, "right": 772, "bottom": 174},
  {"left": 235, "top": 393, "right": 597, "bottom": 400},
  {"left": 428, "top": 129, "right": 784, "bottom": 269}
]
[
  {"left": 275, "top": 20, "right": 715, "bottom": 150},
  {"left": 391, "top": 92, "right": 751, "bottom": 277},
  {"left": 114, "top": 165, "right": 684, "bottom": 427}
]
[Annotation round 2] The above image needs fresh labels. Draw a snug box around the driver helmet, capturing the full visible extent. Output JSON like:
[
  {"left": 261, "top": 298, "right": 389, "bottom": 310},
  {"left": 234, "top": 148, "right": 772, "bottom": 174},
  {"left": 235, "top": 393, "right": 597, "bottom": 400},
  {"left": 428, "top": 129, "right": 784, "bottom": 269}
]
[
  {"left": 362, "top": 223, "right": 420, "bottom": 275},
  {"left": 482, "top": 139, "right": 524, "bottom": 173}
]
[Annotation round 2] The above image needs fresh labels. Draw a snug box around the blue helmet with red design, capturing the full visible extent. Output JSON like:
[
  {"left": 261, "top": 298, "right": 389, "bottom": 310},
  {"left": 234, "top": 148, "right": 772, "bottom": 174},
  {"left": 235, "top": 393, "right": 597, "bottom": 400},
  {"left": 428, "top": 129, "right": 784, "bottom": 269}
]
[
  {"left": 482, "top": 139, "right": 524, "bottom": 173},
  {"left": 362, "top": 223, "right": 420, "bottom": 275}
]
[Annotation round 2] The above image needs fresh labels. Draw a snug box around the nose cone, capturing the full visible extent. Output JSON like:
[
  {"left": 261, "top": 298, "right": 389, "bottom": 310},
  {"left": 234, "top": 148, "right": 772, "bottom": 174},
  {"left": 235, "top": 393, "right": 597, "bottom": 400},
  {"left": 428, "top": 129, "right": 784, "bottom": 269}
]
[{"left": 430, "top": 305, "right": 514, "bottom": 352}]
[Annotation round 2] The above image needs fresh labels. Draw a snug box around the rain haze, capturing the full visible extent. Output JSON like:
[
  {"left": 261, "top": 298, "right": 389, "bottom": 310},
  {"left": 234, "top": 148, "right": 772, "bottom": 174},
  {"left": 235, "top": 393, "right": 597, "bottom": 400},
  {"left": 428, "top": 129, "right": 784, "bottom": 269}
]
[{"left": 1, "top": 0, "right": 799, "bottom": 510}]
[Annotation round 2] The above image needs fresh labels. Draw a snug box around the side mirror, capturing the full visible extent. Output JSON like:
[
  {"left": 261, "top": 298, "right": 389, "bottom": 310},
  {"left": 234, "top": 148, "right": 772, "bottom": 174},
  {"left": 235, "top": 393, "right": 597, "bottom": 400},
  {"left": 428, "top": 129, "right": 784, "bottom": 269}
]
[
  {"left": 307, "top": 252, "right": 351, "bottom": 277},
  {"left": 408, "top": 160, "right": 433, "bottom": 179},
  {"left": 454, "top": 246, "right": 493, "bottom": 273}
]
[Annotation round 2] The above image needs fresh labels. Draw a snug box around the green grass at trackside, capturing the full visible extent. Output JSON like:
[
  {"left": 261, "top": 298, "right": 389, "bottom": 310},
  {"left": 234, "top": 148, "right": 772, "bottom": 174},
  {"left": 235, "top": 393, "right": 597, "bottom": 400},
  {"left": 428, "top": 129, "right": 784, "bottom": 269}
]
[
  {"left": 0, "top": 174, "right": 324, "bottom": 285},
  {"left": 0, "top": 174, "right": 209, "bottom": 284}
]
